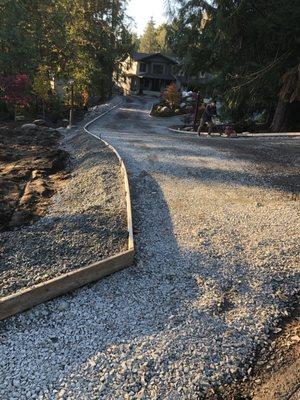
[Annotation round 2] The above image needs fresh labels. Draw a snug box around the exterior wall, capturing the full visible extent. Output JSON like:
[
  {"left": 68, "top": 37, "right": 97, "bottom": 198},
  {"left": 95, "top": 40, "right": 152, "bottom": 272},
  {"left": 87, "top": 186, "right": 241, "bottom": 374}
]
[
  {"left": 116, "top": 56, "right": 139, "bottom": 95},
  {"left": 117, "top": 54, "right": 178, "bottom": 95},
  {"left": 50, "top": 78, "right": 66, "bottom": 99},
  {"left": 120, "top": 56, "right": 138, "bottom": 76},
  {"left": 138, "top": 56, "right": 175, "bottom": 77},
  {"left": 118, "top": 75, "right": 131, "bottom": 95}
]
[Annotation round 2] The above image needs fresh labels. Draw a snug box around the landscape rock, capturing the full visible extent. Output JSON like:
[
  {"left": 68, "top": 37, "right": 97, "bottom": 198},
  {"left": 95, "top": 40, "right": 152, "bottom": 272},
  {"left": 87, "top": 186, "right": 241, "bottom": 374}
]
[
  {"left": 33, "top": 119, "right": 46, "bottom": 126},
  {"left": 21, "top": 123, "right": 38, "bottom": 131}
]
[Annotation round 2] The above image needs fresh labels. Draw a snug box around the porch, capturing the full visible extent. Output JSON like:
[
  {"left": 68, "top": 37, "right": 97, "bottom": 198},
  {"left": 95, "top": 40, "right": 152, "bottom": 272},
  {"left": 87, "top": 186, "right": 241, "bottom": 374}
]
[{"left": 130, "top": 75, "right": 176, "bottom": 94}]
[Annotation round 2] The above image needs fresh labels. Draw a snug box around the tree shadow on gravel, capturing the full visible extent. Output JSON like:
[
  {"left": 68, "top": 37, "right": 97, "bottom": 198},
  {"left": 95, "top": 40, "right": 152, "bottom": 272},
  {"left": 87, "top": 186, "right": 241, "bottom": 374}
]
[{"left": 161, "top": 134, "right": 300, "bottom": 194}]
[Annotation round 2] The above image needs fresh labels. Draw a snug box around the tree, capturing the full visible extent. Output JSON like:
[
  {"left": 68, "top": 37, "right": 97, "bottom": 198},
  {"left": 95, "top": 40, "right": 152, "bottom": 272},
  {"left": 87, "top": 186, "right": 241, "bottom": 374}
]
[
  {"left": 167, "top": 0, "right": 300, "bottom": 131},
  {"left": 139, "top": 18, "right": 160, "bottom": 53},
  {"left": 131, "top": 32, "right": 141, "bottom": 52},
  {"left": 270, "top": 63, "right": 300, "bottom": 131},
  {"left": 0, "top": 74, "right": 31, "bottom": 120},
  {"left": 163, "top": 82, "right": 181, "bottom": 109},
  {"left": 0, "top": 0, "right": 134, "bottom": 116},
  {"left": 156, "top": 24, "right": 172, "bottom": 55},
  {"left": 32, "top": 66, "right": 51, "bottom": 119}
]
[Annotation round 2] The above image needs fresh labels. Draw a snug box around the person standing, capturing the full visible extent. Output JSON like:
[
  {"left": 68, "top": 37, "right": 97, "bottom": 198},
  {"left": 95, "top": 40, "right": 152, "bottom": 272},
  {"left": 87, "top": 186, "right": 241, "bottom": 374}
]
[{"left": 197, "top": 100, "right": 218, "bottom": 136}]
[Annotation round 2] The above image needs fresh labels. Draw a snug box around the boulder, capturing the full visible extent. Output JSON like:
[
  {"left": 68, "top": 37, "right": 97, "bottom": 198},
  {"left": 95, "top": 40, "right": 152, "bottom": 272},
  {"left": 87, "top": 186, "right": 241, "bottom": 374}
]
[
  {"left": 15, "top": 115, "right": 25, "bottom": 122},
  {"left": 21, "top": 123, "right": 38, "bottom": 131},
  {"left": 180, "top": 102, "right": 186, "bottom": 109},
  {"left": 33, "top": 119, "right": 46, "bottom": 126}
]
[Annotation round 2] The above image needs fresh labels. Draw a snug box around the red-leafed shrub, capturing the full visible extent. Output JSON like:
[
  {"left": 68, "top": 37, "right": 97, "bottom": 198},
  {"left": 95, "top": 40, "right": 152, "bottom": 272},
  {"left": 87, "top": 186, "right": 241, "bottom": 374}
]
[{"left": 0, "top": 74, "right": 31, "bottom": 109}]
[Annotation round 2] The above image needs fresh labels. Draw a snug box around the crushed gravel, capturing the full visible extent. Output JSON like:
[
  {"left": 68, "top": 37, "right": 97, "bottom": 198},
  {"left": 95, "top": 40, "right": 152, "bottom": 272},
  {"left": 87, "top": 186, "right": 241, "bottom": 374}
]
[
  {"left": 0, "top": 96, "right": 299, "bottom": 400},
  {"left": 0, "top": 101, "right": 128, "bottom": 298}
]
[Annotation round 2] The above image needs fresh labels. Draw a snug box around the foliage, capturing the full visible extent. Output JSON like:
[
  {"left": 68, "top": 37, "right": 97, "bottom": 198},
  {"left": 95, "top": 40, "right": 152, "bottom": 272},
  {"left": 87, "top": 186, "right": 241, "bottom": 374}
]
[
  {"left": 163, "top": 82, "right": 181, "bottom": 109},
  {"left": 131, "top": 32, "right": 141, "bottom": 52},
  {"left": 167, "top": 0, "right": 300, "bottom": 130},
  {"left": 139, "top": 18, "right": 173, "bottom": 55},
  {"left": 0, "top": 0, "right": 134, "bottom": 109},
  {"left": 156, "top": 24, "right": 173, "bottom": 55},
  {"left": 32, "top": 66, "right": 51, "bottom": 103},
  {"left": 0, "top": 74, "right": 31, "bottom": 108},
  {"left": 139, "top": 18, "right": 160, "bottom": 53}
]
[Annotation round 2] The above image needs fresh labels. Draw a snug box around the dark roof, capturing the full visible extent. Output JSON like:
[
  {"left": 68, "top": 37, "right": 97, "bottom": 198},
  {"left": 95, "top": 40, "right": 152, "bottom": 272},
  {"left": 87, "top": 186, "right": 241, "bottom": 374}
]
[
  {"left": 132, "top": 52, "right": 178, "bottom": 64},
  {"left": 132, "top": 52, "right": 151, "bottom": 61}
]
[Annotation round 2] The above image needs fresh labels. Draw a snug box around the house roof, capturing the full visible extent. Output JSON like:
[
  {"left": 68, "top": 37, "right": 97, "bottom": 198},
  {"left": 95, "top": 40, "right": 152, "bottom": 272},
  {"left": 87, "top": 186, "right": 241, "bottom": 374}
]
[
  {"left": 132, "top": 52, "right": 178, "bottom": 65},
  {"left": 132, "top": 52, "right": 151, "bottom": 61}
]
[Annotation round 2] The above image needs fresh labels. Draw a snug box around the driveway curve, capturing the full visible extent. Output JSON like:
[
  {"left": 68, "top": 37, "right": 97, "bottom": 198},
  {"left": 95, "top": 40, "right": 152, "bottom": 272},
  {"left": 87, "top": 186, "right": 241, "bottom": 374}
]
[{"left": 0, "top": 96, "right": 299, "bottom": 400}]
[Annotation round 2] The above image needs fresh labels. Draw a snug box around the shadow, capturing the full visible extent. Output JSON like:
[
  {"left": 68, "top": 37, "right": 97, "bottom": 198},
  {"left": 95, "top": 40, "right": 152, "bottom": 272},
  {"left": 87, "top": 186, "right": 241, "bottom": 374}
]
[
  {"left": 163, "top": 131, "right": 300, "bottom": 193},
  {"left": 0, "top": 208, "right": 128, "bottom": 297}
]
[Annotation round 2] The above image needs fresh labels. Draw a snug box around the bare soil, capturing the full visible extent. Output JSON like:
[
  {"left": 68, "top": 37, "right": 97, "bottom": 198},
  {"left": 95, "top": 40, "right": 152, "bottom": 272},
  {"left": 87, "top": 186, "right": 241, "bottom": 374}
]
[
  {"left": 0, "top": 123, "right": 69, "bottom": 230},
  {"left": 209, "top": 303, "right": 300, "bottom": 400}
]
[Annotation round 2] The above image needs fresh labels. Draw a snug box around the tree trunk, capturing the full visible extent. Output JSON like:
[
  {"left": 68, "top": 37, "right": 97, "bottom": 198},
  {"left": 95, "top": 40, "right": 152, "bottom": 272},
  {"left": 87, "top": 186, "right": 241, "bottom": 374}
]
[
  {"left": 270, "top": 99, "right": 289, "bottom": 132},
  {"left": 42, "top": 101, "right": 46, "bottom": 120}
]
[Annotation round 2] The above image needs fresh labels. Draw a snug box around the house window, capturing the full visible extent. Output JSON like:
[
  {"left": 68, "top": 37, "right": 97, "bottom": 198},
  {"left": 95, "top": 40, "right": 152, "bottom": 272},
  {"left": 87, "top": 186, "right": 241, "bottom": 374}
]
[
  {"left": 153, "top": 63, "right": 164, "bottom": 75},
  {"left": 139, "top": 62, "right": 147, "bottom": 73}
]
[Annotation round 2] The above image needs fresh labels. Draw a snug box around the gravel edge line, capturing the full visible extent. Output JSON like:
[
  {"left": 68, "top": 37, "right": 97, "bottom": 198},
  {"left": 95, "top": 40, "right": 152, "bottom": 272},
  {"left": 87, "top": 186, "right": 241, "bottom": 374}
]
[
  {"left": 0, "top": 99, "right": 135, "bottom": 321},
  {"left": 167, "top": 126, "right": 300, "bottom": 137}
]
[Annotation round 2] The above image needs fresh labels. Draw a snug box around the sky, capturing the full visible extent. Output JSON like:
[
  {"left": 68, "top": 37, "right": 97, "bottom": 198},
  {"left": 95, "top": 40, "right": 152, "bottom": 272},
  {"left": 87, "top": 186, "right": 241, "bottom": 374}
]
[{"left": 127, "top": 0, "right": 168, "bottom": 35}]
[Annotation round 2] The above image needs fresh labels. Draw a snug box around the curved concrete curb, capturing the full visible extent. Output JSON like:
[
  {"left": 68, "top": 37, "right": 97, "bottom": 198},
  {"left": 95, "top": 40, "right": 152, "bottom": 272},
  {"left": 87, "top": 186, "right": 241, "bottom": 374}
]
[
  {"left": 168, "top": 126, "right": 197, "bottom": 134},
  {"left": 168, "top": 126, "right": 300, "bottom": 138},
  {"left": 0, "top": 99, "right": 135, "bottom": 321}
]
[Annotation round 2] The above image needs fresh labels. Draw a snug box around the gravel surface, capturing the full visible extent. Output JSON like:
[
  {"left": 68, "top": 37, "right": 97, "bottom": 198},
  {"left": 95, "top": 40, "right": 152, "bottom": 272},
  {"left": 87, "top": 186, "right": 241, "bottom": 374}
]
[
  {"left": 0, "top": 104, "right": 127, "bottom": 297},
  {"left": 0, "top": 96, "right": 299, "bottom": 399}
]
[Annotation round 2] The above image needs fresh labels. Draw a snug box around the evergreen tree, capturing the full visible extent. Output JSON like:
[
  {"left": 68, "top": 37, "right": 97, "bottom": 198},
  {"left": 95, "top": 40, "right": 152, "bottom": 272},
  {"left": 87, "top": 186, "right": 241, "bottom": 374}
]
[
  {"left": 139, "top": 18, "right": 160, "bottom": 53},
  {"left": 167, "top": 0, "right": 300, "bottom": 131},
  {"left": 156, "top": 24, "right": 172, "bottom": 55}
]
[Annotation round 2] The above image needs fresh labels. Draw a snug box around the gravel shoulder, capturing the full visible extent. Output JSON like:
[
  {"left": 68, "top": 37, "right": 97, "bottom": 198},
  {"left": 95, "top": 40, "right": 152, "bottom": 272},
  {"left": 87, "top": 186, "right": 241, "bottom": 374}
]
[
  {"left": 0, "top": 96, "right": 299, "bottom": 400},
  {"left": 0, "top": 121, "right": 128, "bottom": 298}
]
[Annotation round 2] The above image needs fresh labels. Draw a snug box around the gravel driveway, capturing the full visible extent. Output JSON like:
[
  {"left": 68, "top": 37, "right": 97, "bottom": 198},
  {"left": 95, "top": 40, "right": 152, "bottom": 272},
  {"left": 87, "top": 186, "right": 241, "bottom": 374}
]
[{"left": 0, "top": 96, "right": 299, "bottom": 399}]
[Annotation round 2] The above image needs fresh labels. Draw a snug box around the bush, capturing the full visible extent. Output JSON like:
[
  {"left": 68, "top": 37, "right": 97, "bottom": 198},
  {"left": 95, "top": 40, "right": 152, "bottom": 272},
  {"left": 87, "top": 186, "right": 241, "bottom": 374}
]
[{"left": 163, "top": 83, "right": 181, "bottom": 110}]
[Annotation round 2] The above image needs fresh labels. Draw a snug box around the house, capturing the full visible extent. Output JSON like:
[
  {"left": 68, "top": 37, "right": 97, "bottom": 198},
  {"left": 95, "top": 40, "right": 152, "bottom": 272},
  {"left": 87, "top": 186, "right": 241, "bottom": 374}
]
[{"left": 117, "top": 52, "right": 178, "bottom": 95}]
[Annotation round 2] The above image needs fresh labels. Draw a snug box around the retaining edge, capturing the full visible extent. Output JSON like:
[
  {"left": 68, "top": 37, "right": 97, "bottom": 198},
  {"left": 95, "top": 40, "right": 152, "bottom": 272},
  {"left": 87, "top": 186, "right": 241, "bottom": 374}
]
[
  {"left": 0, "top": 98, "right": 134, "bottom": 321},
  {"left": 168, "top": 126, "right": 300, "bottom": 137}
]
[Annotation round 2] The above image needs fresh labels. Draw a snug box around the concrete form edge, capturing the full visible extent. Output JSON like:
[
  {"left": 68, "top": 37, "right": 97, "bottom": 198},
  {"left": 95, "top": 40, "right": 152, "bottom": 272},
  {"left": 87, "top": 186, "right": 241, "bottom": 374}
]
[
  {"left": 0, "top": 98, "right": 134, "bottom": 321},
  {"left": 168, "top": 126, "right": 300, "bottom": 137}
]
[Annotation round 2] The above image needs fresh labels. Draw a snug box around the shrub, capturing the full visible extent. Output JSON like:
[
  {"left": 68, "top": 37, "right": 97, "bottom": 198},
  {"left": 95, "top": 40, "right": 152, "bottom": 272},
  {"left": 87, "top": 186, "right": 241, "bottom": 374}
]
[{"left": 163, "top": 83, "right": 181, "bottom": 110}]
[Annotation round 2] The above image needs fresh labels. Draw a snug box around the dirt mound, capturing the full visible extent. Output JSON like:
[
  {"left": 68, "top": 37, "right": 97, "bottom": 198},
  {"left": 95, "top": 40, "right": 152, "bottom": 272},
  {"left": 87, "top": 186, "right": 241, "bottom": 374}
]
[{"left": 0, "top": 124, "right": 69, "bottom": 230}]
